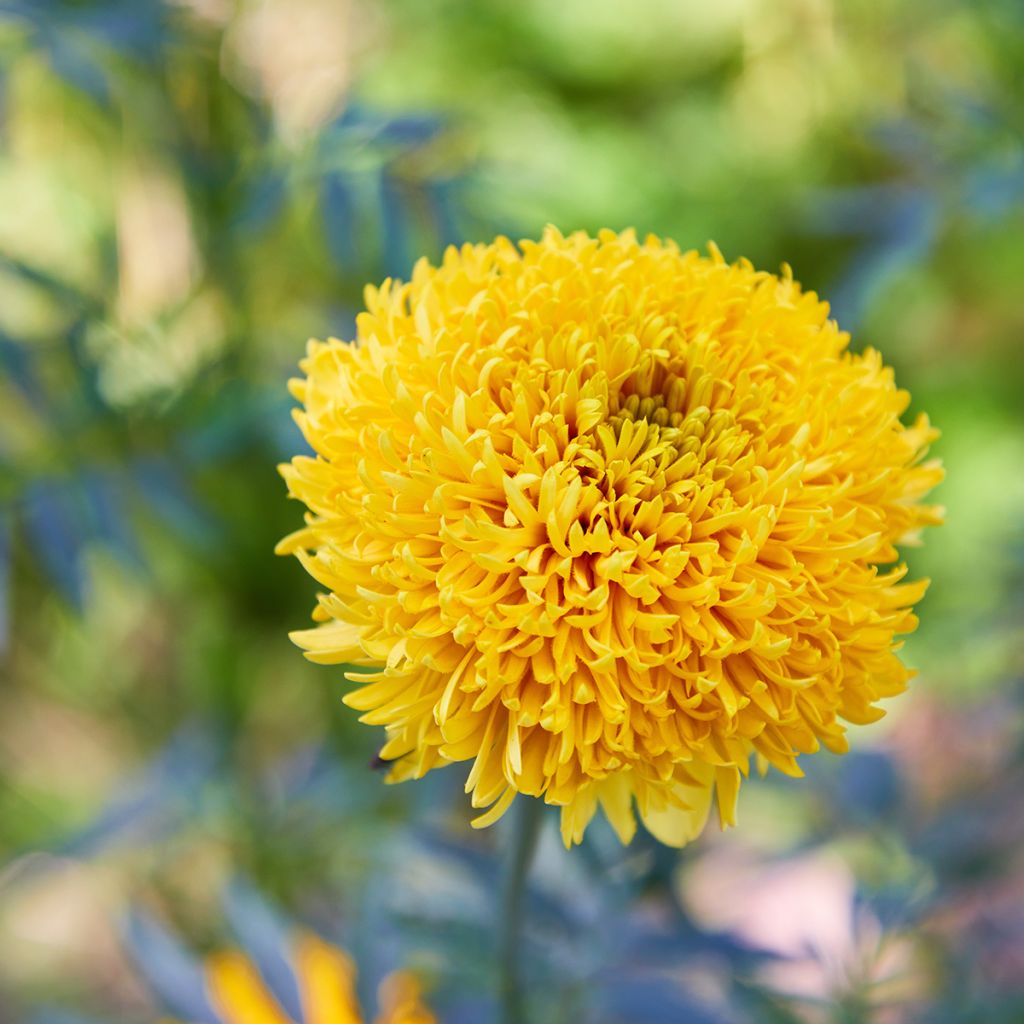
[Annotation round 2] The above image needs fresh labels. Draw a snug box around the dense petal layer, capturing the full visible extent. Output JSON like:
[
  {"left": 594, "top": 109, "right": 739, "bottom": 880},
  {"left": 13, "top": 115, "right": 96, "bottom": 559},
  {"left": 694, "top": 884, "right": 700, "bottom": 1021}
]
[{"left": 280, "top": 228, "right": 943, "bottom": 846}]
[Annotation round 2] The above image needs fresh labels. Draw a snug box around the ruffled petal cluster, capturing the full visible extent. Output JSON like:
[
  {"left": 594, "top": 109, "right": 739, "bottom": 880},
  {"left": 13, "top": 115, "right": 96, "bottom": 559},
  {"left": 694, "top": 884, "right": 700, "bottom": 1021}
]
[{"left": 278, "top": 228, "right": 942, "bottom": 847}]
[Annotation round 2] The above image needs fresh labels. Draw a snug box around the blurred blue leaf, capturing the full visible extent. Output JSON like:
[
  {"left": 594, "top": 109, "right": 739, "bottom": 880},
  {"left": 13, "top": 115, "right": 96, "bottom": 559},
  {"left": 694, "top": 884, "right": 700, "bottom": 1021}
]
[
  {"left": 82, "top": 469, "right": 145, "bottom": 571},
  {"left": 322, "top": 308, "right": 358, "bottom": 343},
  {"left": 827, "top": 192, "right": 937, "bottom": 328},
  {"left": 41, "top": 30, "right": 110, "bottom": 104},
  {"left": 729, "top": 983, "right": 807, "bottom": 1024},
  {"left": 263, "top": 744, "right": 376, "bottom": 815},
  {"left": 411, "top": 828, "right": 502, "bottom": 890},
  {"left": 5, "top": 0, "right": 168, "bottom": 61},
  {"left": 222, "top": 879, "right": 304, "bottom": 1023},
  {"left": 806, "top": 185, "right": 904, "bottom": 237},
  {"left": 854, "top": 882, "right": 931, "bottom": 933},
  {"left": 60, "top": 724, "right": 220, "bottom": 857},
  {"left": 0, "top": 0, "right": 52, "bottom": 24},
  {"left": 869, "top": 118, "right": 939, "bottom": 172},
  {"left": 379, "top": 172, "right": 411, "bottom": 278},
  {"left": 22, "top": 479, "right": 86, "bottom": 608},
  {"left": 598, "top": 975, "right": 733, "bottom": 1024},
  {"left": 347, "top": 884, "right": 390, "bottom": 1014},
  {"left": 911, "top": 783, "right": 1024, "bottom": 881},
  {"left": 321, "top": 173, "right": 359, "bottom": 269},
  {"left": 833, "top": 750, "right": 904, "bottom": 824},
  {"left": 123, "top": 911, "right": 222, "bottom": 1024},
  {"left": 375, "top": 114, "right": 445, "bottom": 147},
  {"left": 180, "top": 388, "right": 282, "bottom": 464},
  {"left": 324, "top": 105, "right": 444, "bottom": 150},
  {"left": 65, "top": 317, "right": 109, "bottom": 415},
  {"left": 134, "top": 457, "right": 218, "bottom": 548},
  {"left": 71, "top": 0, "right": 167, "bottom": 61},
  {"left": 268, "top": 387, "right": 314, "bottom": 461},
  {"left": 427, "top": 178, "right": 464, "bottom": 250},
  {"left": 0, "top": 330, "right": 46, "bottom": 407},
  {"left": 963, "top": 157, "right": 1024, "bottom": 219},
  {"left": 234, "top": 172, "right": 287, "bottom": 234},
  {"left": 622, "top": 915, "right": 777, "bottom": 971},
  {"left": 438, "top": 999, "right": 499, "bottom": 1024}
]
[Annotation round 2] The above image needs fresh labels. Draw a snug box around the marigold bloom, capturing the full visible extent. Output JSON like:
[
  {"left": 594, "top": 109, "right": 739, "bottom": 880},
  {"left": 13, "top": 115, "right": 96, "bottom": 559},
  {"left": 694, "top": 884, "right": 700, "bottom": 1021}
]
[
  {"left": 278, "top": 228, "right": 943, "bottom": 847},
  {"left": 186, "top": 931, "right": 433, "bottom": 1024}
]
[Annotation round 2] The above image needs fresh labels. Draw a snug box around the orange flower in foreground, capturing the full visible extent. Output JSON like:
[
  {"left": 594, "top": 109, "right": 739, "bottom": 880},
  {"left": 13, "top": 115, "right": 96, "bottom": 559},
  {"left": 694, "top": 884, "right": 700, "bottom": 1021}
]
[
  {"left": 203, "top": 932, "right": 434, "bottom": 1024},
  {"left": 278, "top": 228, "right": 943, "bottom": 847}
]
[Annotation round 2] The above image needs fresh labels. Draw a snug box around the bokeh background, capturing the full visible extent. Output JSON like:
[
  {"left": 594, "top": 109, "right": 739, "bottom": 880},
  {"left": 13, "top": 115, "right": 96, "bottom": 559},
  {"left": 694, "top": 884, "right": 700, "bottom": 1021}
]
[{"left": 1, "top": 1, "right": 1023, "bottom": 1022}]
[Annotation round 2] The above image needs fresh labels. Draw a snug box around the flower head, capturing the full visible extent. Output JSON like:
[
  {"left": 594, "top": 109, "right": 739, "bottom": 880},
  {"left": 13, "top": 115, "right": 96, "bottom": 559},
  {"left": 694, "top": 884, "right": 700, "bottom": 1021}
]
[{"left": 278, "top": 228, "right": 942, "bottom": 847}]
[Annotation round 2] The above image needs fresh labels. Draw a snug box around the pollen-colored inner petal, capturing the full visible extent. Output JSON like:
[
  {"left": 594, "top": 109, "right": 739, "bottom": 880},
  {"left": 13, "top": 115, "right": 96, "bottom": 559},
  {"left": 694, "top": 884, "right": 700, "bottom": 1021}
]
[{"left": 279, "top": 227, "right": 943, "bottom": 847}]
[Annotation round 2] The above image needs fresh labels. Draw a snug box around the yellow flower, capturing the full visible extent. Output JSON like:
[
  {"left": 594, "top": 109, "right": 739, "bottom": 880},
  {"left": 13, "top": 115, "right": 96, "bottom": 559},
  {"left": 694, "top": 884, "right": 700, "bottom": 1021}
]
[
  {"left": 197, "top": 932, "right": 434, "bottom": 1024},
  {"left": 278, "top": 228, "right": 943, "bottom": 848}
]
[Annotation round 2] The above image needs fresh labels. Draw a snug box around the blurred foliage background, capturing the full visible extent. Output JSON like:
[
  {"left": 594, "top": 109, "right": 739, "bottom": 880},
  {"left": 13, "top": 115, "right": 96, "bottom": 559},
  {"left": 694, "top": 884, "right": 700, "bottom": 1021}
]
[{"left": 1, "top": 1, "right": 1022, "bottom": 1022}]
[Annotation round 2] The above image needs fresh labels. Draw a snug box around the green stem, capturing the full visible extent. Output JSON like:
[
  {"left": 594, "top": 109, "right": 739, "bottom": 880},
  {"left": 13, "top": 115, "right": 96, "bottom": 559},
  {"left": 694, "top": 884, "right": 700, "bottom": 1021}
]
[{"left": 499, "top": 796, "right": 545, "bottom": 1024}]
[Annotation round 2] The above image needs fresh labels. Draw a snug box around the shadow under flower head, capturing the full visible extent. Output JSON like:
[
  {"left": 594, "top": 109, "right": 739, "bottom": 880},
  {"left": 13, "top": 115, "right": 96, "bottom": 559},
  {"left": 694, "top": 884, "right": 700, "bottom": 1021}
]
[{"left": 278, "top": 227, "right": 943, "bottom": 849}]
